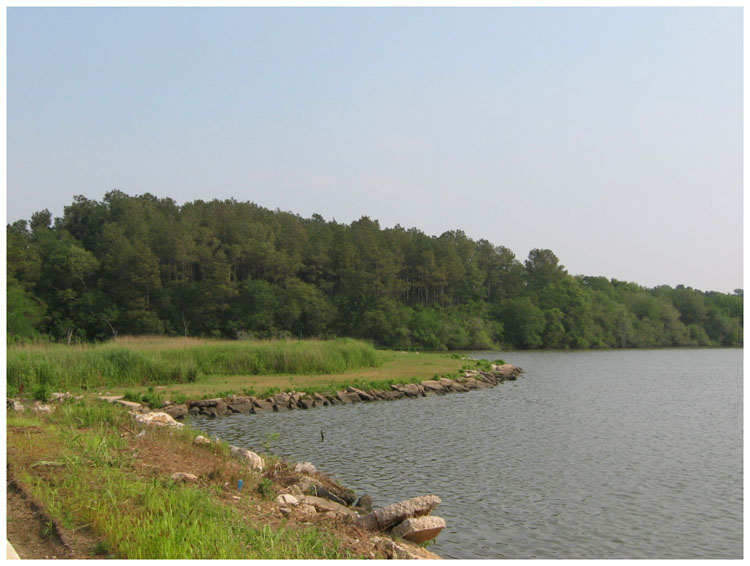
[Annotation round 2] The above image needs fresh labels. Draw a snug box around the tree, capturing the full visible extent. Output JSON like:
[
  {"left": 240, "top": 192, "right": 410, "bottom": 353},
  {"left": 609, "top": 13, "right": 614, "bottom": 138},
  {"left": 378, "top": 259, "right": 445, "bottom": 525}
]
[{"left": 524, "top": 248, "right": 567, "bottom": 291}]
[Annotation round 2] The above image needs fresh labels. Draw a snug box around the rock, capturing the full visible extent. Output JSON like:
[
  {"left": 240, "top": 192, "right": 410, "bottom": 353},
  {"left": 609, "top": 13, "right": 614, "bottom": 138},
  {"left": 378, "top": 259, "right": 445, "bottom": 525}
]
[
  {"left": 97, "top": 395, "right": 124, "bottom": 403},
  {"left": 278, "top": 507, "right": 292, "bottom": 517},
  {"left": 229, "top": 446, "right": 264, "bottom": 473},
  {"left": 171, "top": 472, "right": 198, "bottom": 483},
  {"left": 392, "top": 515, "right": 447, "bottom": 543},
  {"left": 297, "top": 396, "right": 314, "bottom": 410},
  {"left": 300, "top": 495, "right": 356, "bottom": 517},
  {"left": 463, "top": 377, "right": 481, "bottom": 390},
  {"left": 134, "top": 411, "right": 184, "bottom": 428},
  {"left": 32, "top": 403, "right": 55, "bottom": 414},
  {"left": 379, "top": 390, "right": 404, "bottom": 401},
  {"left": 298, "top": 504, "right": 317, "bottom": 517},
  {"left": 312, "top": 485, "right": 348, "bottom": 506},
  {"left": 273, "top": 392, "right": 291, "bottom": 406},
  {"left": 189, "top": 398, "right": 222, "bottom": 408},
  {"left": 438, "top": 377, "right": 456, "bottom": 389},
  {"left": 284, "top": 484, "right": 304, "bottom": 498},
  {"left": 115, "top": 399, "right": 145, "bottom": 411},
  {"left": 294, "top": 461, "right": 317, "bottom": 474},
  {"left": 347, "top": 386, "right": 375, "bottom": 402},
  {"left": 392, "top": 383, "right": 420, "bottom": 397},
  {"left": 10, "top": 400, "right": 24, "bottom": 412},
  {"left": 193, "top": 435, "right": 211, "bottom": 445},
  {"left": 136, "top": 429, "right": 146, "bottom": 438},
  {"left": 276, "top": 493, "right": 300, "bottom": 506},
  {"left": 355, "top": 494, "right": 373, "bottom": 512},
  {"left": 313, "top": 393, "right": 330, "bottom": 406},
  {"left": 50, "top": 392, "right": 72, "bottom": 402},
  {"left": 420, "top": 380, "right": 444, "bottom": 392},
  {"left": 354, "top": 494, "right": 441, "bottom": 531},
  {"left": 252, "top": 398, "right": 274, "bottom": 412},
  {"left": 163, "top": 404, "right": 188, "bottom": 419},
  {"left": 451, "top": 382, "right": 468, "bottom": 392},
  {"left": 326, "top": 395, "right": 341, "bottom": 405},
  {"left": 226, "top": 401, "right": 254, "bottom": 414},
  {"left": 336, "top": 391, "right": 361, "bottom": 404},
  {"left": 371, "top": 536, "right": 442, "bottom": 560}
]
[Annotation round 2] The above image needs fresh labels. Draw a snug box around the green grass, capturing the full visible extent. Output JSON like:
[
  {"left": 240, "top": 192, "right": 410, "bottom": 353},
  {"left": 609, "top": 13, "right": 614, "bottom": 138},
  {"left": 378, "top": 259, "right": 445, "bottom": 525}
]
[
  {"left": 7, "top": 336, "right": 383, "bottom": 393},
  {"left": 7, "top": 400, "right": 354, "bottom": 559}
]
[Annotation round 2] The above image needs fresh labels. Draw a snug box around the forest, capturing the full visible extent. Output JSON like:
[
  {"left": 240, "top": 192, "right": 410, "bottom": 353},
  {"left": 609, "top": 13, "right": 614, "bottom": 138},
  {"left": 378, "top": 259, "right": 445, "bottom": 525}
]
[{"left": 7, "top": 191, "right": 743, "bottom": 350}]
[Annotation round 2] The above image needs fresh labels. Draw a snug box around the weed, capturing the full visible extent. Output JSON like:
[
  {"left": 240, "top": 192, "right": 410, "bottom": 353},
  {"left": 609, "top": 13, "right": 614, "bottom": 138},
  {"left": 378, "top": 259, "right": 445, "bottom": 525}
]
[{"left": 257, "top": 477, "right": 275, "bottom": 500}]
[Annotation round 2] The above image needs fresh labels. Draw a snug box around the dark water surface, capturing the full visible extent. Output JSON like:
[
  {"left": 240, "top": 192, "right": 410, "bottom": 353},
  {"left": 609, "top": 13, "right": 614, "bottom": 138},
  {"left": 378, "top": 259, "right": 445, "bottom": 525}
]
[{"left": 190, "top": 348, "right": 742, "bottom": 559}]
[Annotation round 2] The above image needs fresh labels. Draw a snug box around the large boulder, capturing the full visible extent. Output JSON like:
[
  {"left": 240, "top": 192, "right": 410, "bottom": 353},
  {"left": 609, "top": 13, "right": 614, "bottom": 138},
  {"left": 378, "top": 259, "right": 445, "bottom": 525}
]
[
  {"left": 392, "top": 515, "right": 446, "bottom": 543},
  {"left": 354, "top": 494, "right": 442, "bottom": 531}
]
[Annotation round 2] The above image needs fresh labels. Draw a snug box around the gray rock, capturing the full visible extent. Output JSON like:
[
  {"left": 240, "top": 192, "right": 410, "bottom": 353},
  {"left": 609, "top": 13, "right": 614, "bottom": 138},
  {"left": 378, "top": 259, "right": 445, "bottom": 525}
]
[
  {"left": 297, "top": 396, "right": 314, "bottom": 410},
  {"left": 336, "top": 391, "right": 361, "bottom": 404},
  {"left": 391, "top": 515, "right": 446, "bottom": 543},
  {"left": 313, "top": 393, "right": 330, "bottom": 406},
  {"left": 163, "top": 403, "right": 188, "bottom": 419},
  {"left": 193, "top": 435, "right": 211, "bottom": 445},
  {"left": 391, "top": 383, "right": 420, "bottom": 397},
  {"left": 420, "top": 380, "right": 444, "bottom": 392},
  {"left": 346, "top": 386, "right": 375, "bottom": 402},
  {"left": 253, "top": 399, "right": 274, "bottom": 412}
]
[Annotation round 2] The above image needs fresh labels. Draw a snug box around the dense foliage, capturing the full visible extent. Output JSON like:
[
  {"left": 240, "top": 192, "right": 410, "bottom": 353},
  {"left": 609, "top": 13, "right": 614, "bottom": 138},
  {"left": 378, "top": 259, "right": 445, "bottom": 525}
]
[{"left": 7, "top": 191, "right": 743, "bottom": 349}]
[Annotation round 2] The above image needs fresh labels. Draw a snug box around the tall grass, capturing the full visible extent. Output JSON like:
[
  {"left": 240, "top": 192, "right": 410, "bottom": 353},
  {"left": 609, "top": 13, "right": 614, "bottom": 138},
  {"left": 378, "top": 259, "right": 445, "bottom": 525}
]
[{"left": 7, "top": 337, "right": 382, "bottom": 393}]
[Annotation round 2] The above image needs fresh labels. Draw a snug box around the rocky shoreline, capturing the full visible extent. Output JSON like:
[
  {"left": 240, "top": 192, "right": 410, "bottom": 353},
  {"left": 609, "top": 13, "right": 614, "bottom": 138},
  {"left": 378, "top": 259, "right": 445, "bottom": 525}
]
[
  {"left": 161, "top": 362, "right": 523, "bottom": 420},
  {"left": 12, "top": 362, "right": 522, "bottom": 558}
]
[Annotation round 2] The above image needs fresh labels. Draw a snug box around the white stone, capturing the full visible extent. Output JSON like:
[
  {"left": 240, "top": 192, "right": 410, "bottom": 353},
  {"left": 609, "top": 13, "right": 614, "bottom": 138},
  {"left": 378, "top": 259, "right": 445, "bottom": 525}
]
[
  {"left": 276, "top": 493, "right": 299, "bottom": 506},
  {"left": 294, "top": 461, "right": 316, "bottom": 474},
  {"left": 193, "top": 435, "right": 211, "bottom": 445},
  {"left": 230, "top": 446, "right": 264, "bottom": 473},
  {"left": 134, "top": 411, "right": 184, "bottom": 428},
  {"left": 171, "top": 472, "right": 198, "bottom": 483}
]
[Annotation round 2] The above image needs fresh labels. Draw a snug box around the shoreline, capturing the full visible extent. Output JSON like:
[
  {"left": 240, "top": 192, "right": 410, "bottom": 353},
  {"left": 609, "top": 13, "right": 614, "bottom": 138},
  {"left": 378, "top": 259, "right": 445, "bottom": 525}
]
[
  {"left": 160, "top": 363, "right": 523, "bottom": 420},
  {"left": 7, "top": 363, "right": 522, "bottom": 559}
]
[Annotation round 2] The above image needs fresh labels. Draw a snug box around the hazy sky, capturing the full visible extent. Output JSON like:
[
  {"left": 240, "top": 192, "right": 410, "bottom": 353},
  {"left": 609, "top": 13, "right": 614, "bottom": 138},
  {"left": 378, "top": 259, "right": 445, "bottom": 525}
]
[{"left": 6, "top": 7, "right": 743, "bottom": 293}]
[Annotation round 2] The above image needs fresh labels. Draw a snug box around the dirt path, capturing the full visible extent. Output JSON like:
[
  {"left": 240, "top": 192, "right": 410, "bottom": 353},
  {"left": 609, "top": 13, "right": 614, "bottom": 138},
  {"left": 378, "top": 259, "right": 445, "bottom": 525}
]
[{"left": 6, "top": 478, "right": 103, "bottom": 560}]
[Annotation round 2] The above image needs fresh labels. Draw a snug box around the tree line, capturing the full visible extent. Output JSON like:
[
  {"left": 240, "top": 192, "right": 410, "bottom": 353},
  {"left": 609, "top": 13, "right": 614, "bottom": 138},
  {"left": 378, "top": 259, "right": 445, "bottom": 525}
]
[{"left": 7, "top": 191, "right": 743, "bottom": 349}]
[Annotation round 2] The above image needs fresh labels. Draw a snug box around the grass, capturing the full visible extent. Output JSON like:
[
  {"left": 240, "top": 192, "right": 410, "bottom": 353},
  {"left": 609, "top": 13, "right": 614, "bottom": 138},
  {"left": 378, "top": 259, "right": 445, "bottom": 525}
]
[
  {"left": 7, "top": 399, "right": 359, "bottom": 559},
  {"left": 104, "top": 350, "right": 476, "bottom": 403},
  {"left": 7, "top": 336, "right": 383, "bottom": 395}
]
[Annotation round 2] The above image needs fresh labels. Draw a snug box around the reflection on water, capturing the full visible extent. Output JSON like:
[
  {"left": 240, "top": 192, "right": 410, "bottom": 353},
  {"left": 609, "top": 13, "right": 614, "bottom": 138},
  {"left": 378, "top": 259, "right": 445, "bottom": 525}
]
[{"left": 190, "top": 348, "right": 742, "bottom": 559}]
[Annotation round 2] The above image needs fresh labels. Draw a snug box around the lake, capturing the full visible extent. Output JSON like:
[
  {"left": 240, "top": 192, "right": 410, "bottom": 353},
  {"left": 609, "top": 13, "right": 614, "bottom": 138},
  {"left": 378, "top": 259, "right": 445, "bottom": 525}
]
[{"left": 189, "top": 348, "right": 743, "bottom": 559}]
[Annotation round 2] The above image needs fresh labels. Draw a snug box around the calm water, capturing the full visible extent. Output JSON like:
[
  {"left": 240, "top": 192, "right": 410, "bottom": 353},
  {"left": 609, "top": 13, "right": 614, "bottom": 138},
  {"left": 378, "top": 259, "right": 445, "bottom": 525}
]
[{"left": 190, "top": 349, "right": 743, "bottom": 559}]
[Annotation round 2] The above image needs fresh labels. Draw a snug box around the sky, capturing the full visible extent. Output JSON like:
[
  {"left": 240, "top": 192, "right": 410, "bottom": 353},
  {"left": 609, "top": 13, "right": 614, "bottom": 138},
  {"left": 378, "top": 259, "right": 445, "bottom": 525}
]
[{"left": 5, "top": 7, "right": 743, "bottom": 293}]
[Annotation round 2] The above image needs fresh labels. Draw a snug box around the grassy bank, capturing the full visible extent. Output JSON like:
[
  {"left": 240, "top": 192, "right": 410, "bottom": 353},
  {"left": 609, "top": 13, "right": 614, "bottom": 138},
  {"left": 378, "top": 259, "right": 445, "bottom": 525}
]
[
  {"left": 7, "top": 337, "right": 383, "bottom": 397},
  {"left": 6, "top": 399, "right": 377, "bottom": 559},
  {"left": 111, "top": 350, "right": 474, "bottom": 405}
]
